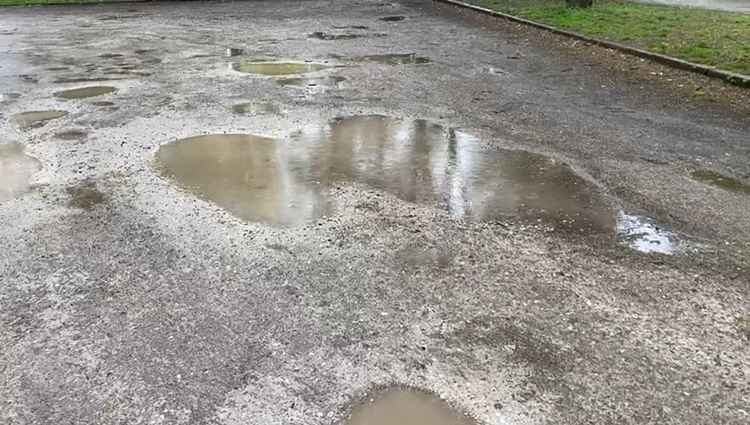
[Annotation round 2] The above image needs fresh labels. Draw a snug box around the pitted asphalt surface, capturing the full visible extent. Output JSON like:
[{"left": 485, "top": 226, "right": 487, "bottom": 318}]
[{"left": 0, "top": 1, "right": 748, "bottom": 424}]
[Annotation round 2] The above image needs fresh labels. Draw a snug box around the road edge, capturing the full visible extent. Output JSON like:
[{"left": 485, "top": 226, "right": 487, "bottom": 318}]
[{"left": 432, "top": 0, "right": 750, "bottom": 88}]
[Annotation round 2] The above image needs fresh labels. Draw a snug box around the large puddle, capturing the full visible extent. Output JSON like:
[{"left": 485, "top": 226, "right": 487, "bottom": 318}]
[
  {"left": 12, "top": 110, "right": 67, "bottom": 128},
  {"left": 231, "top": 62, "right": 329, "bottom": 76},
  {"left": 344, "top": 387, "right": 475, "bottom": 425},
  {"left": 0, "top": 143, "right": 42, "bottom": 202},
  {"left": 155, "top": 115, "right": 613, "bottom": 230},
  {"left": 55, "top": 86, "right": 116, "bottom": 99}
]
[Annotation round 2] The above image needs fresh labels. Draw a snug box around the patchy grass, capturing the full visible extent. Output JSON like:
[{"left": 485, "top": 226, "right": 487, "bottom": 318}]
[{"left": 469, "top": 0, "right": 750, "bottom": 75}]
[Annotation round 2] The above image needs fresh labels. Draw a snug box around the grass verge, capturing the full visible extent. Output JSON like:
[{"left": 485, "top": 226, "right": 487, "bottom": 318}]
[{"left": 468, "top": 0, "right": 750, "bottom": 75}]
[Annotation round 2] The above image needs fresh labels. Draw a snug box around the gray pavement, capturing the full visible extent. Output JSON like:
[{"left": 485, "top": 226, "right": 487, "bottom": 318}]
[{"left": 0, "top": 1, "right": 748, "bottom": 424}]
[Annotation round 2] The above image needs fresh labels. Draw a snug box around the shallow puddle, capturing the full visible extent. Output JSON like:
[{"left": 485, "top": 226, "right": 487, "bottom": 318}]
[
  {"left": 226, "top": 48, "right": 244, "bottom": 57},
  {"left": 155, "top": 116, "right": 612, "bottom": 229},
  {"left": 55, "top": 86, "right": 116, "bottom": 99},
  {"left": 345, "top": 387, "right": 475, "bottom": 425},
  {"left": 379, "top": 16, "right": 406, "bottom": 22},
  {"left": 616, "top": 212, "right": 679, "bottom": 255},
  {"left": 309, "top": 32, "right": 364, "bottom": 40},
  {"left": 55, "top": 129, "right": 88, "bottom": 140},
  {"left": 691, "top": 169, "right": 750, "bottom": 194},
  {"left": 0, "top": 143, "right": 42, "bottom": 202},
  {"left": 231, "top": 101, "right": 282, "bottom": 115},
  {"left": 13, "top": 110, "right": 67, "bottom": 128},
  {"left": 358, "top": 54, "right": 430, "bottom": 65},
  {"left": 231, "top": 62, "right": 329, "bottom": 76}
]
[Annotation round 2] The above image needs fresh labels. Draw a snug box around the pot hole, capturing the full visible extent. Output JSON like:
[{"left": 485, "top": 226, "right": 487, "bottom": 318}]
[
  {"left": 344, "top": 387, "right": 476, "bottom": 425},
  {"left": 379, "top": 16, "right": 406, "bottom": 22},
  {"left": 55, "top": 86, "right": 116, "bottom": 99},
  {"left": 0, "top": 143, "right": 42, "bottom": 203},
  {"left": 66, "top": 180, "right": 106, "bottom": 210},
  {"left": 616, "top": 212, "right": 679, "bottom": 255},
  {"left": 12, "top": 110, "right": 67, "bottom": 129},
  {"left": 309, "top": 32, "right": 366, "bottom": 41},
  {"left": 358, "top": 53, "right": 430, "bottom": 65},
  {"left": 231, "top": 62, "right": 330, "bottom": 76},
  {"left": 55, "top": 129, "right": 88, "bottom": 141},
  {"left": 154, "top": 115, "right": 613, "bottom": 230},
  {"left": 691, "top": 169, "right": 750, "bottom": 195},
  {"left": 231, "top": 102, "right": 282, "bottom": 115},
  {"left": 226, "top": 48, "right": 244, "bottom": 57}
]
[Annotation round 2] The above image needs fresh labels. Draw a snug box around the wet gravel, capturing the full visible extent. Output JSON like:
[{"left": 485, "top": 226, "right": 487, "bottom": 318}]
[{"left": 0, "top": 1, "right": 748, "bottom": 425}]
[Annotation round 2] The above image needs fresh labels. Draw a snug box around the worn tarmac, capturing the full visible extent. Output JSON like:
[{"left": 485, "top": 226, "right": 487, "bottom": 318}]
[{"left": 1, "top": 1, "right": 749, "bottom": 424}]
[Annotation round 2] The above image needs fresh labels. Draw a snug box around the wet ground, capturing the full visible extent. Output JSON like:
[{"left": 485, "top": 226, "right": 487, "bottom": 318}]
[
  {"left": 0, "top": 1, "right": 749, "bottom": 425},
  {"left": 637, "top": 0, "right": 750, "bottom": 13}
]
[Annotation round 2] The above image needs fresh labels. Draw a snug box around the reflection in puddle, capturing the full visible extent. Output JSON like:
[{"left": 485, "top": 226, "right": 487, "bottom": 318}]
[
  {"left": 358, "top": 53, "right": 430, "bottom": 65},
  {"left": 231, "top": 62, "right": 329, "bottom": 76},
  {"left": 155, "top": 116, "right": 612, "bottom": 229},
  {"left": 55, "top": 86, "right": 116, "bottom": 99},
  {"left": 226, "top": 48, "right": 244, "bottom": 57},
  {"left": 0, "top": 143, "right": 42, "bottom": 202},
  {"left": 12, "top": 110, "right": 67, "bottom": 128},
  {"left": 691, "top": 169, "right": 750, "bottom": 194},
  {"left": 616, "top": 212, "right": 679, "bottom": 255},
  {"left": 345, "top": 387, "right": 475, "bottom": 425}
]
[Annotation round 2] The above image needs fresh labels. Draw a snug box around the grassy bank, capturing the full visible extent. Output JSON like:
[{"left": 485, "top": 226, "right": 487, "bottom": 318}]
[{"left": 469, "top": 0, "right": 750, "bottom": 75}]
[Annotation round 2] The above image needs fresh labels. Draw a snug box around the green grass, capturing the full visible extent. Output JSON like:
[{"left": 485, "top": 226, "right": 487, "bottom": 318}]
[{"left": 470, "top": 0, "right": 750, "bottom": 75}]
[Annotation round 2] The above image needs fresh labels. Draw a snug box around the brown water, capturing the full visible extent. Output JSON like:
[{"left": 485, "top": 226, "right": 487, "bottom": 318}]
[
  {"left": 55, "top": 86, "right": 116, "bottom": 99},
  {"left": 344, "top": 388, "right": 475, "bottom": 425},
  {"left": 12, "top": 110, "right": 67, "bottom": 128},
  {"left": 231, "top": 62, "right": 329, "bottom": 76},
  {"left": 0, "top": 143, "right": 42, "bottom": 202},
  {"left": 155, "top": 115, "right": 613, "bottom": 229}
]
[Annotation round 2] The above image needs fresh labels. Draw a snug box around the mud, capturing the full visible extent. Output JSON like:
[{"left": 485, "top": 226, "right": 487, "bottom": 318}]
[{"left": 66, "top": 180, "right": 106, "bottom": 210}]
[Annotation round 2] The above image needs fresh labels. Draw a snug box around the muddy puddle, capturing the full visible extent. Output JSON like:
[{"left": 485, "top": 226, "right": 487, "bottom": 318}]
[
  {"left": 231, "top": 62, "right": 329, "bottom": 76},
  {"left": 691, "top": 169, "right": 750, "bottom": 194},
  {"left": 379, "top": 16, "right": 406, "bottom": 22},
  {"left": 155, "top": 115, "right": 613, "bottom": 230},
  {"left": 358, "top": 53, "right": 430, "bottom": 65},
  {"left": 13, "top": 110, "right": 67, "bottom": 128},
  {"left": 55, "top": 86, "right": 116, "bottom": 99},
  {"left": 309, "top": 32, "right": 380, "bottom": 41},
  {"left": 55, "top": 129, "right": 88, "bottom": 140},
  {"left": 67, "top": 180, "right": 106, "bottom": 210},
  {"left": 344, "top": 387, "right": 475, "bottom": 425},
  {"left": 0, "top": 143, "right": 42, "bottom": 202},
  {"left": 616, "top": 212, "right": 679, "bottom": 255},
  {"left": 231, "top": 101, "right": 282, "bottom": 115}
]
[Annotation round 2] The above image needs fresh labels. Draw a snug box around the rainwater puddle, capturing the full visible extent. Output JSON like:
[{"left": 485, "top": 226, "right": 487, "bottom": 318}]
[
  {"left": 691, "top": 169, "right": 750, "bottom": 194},
  {"left": 345, "top": 387, "right": 475, "bottom": 425},
  {"left": 309, "top": 32, "right": 367, "bottom": 40},
  {"left": 55, "top": 129, "right": 88, "bottom": 140},
  {"left": 0, "top": 143, "right": 42, "bottom": 202},
  {"left": 226, "top": 48, "right": 244, "bottom": 57},
  {"left": 13, "top": 110, "right": 67, "bottom": 128},
  {"left": 358, "top": 53, "right": 430, "bottom": 65},
  {"left": 616, "top": 212, "right": 679, "bottom": 255},
  {"left": 231, "top": 101, "right": 282, "bottom": 115},
  {"left": 231, "top": 62, "right": 329, "bottom": 76},
  {"left": 155, "top": 115, "right": 613, "bottom": 230},
  {"left": 379, "top": 16, "right": 406, "bottom": 22},
  {"left": 55, "top": 86, "right": 116, "bottom": 99}
]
